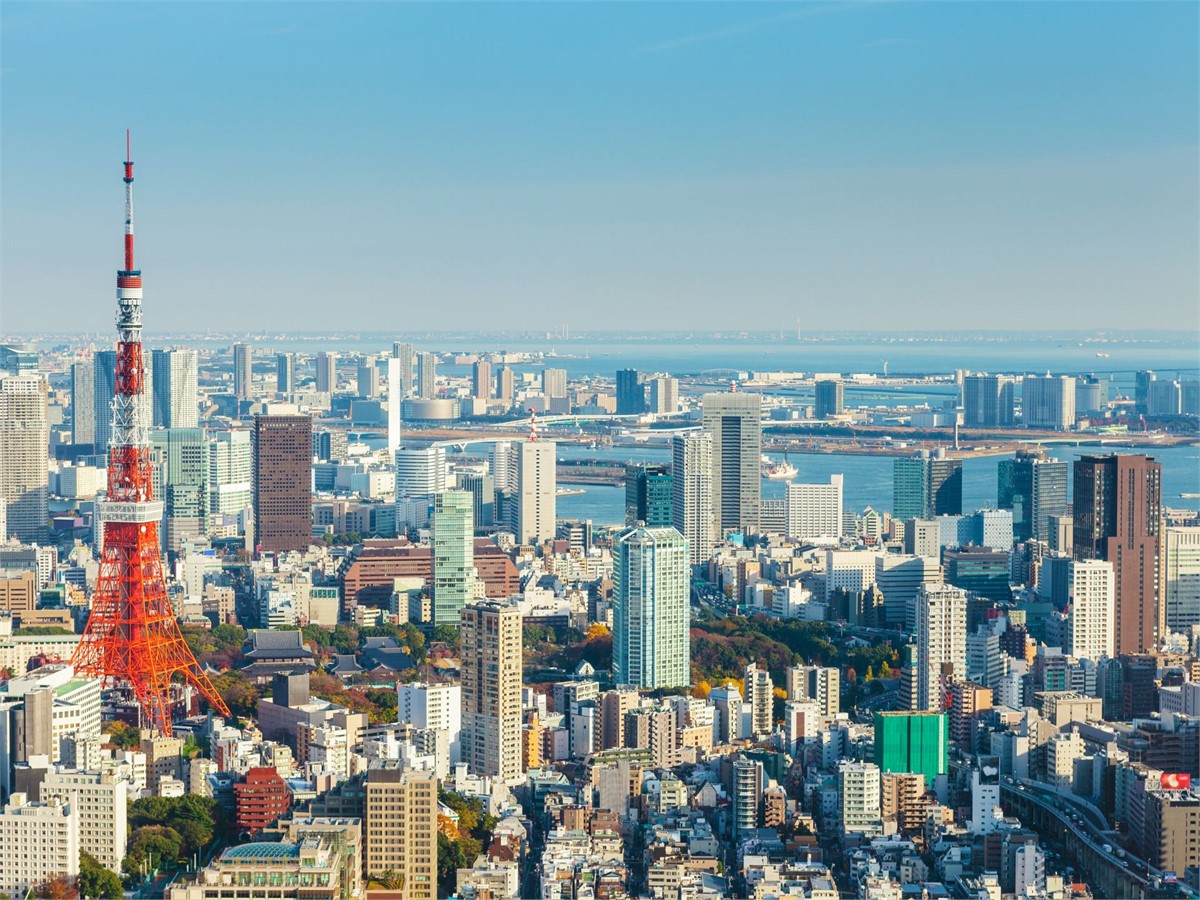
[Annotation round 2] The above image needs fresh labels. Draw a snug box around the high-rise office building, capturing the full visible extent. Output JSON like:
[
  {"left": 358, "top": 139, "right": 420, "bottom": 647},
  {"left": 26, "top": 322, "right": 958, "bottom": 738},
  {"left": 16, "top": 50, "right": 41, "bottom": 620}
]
[
  {"left": 616, "top": 369, "right": 645, "bottom": 415},
  {"left": 785, "top": 475, "right": 844, "bottom": 542},
  {"left": 151, "top": 349, "right": 199, "bottom": 428},
  {"left": 962, "top": 374, "right": 1015, "bottom": 427},
  {"left": 671, "top": 432, "right": 714, "bottom": 565},
  {"left": 494, "top": 366, "right": 515, "bottom": 406},
  {"left": 472, "top": 359, "right": 492, "bottom": 401},
  {"left": 647, "top": 376, "right": 678, "bottom": 415},
  {"left": 385, "top": 357, "right": 403, "bottom": 452},
  {"left": 624, "top": 463, "right": 673, "bottom": 528},
  {"left": 315, "top": 352, "right": 336, "bottom": 394},
  {"left": 873, "top": 711, "right": 948, "bottom": 786},
  {"left": 894, "top": 450, "right": 961, "bottom": 521},
  {"left": 702, "top": 391, "right": 762, "bottom": 535},
  {"left": 461, "top": 599, "right": 523, "bottom": 782},
  {"left": 1022, "top": 374, "right": 1076, "bottom": 430},
  {"left": 542, "top": 368, "right": 568, "bottom": 400},
  {"left": 1148, "top": 380, "right": 1183, "bottom": 417},
  {"left": 252, "top": 415, "right": 313, "bottom": 553},
  {"left": 208, "top": 430, "right": 253, "bottom": 518},
  {"left": 1163, "top": 527, "right": 1200, "bottom": 633},
  {"left": 916, "top": 582, "right": 967, "bottom": 711},
  {"left": 416, "top": 352, "right": 437, "bottom": 399},
  {"left": 0, "top": 376, "right": 49, "bottom": 542},
  {"left": 363, "top": 766, "right": 437, "bottom": 899},
  {"left": 1075, "top": 375, "right": 1107, "bottom": 416},
  {"left": 357, "top": 356, "right": 380, "bottom": 398},
  {"left": 459, "top": 473, "right": 496, "bottom": 528},
  {"left": 93, "top": 349, "right": 152, "bottom": 455},
  {"left": 1073, "top": 454, "right": 1161, "bottom": 654},
  {"left": 1134, "top": 370, "right": 1155, "bottom": 417},
  {"left": 744, "top": 662, "right": 773, "bottom": 736},
  {"left": 1067, "top": 560, "right": 1115, "bottom": 662},
  {"left": 998, "top": 450, "right": 1068, "bottom": 543},
  {"left": 814, "top": 379, "right": 844, "bottom": 419},
  {"left": 233, "top": 342, "right": 253, "bottom": 400},
  {"left": 276, "top": 353, "right": 295, "bottom": 394},
  {"left": 515, "top": 440, "right": 555, "bottom": 544},
  {"left": 432, "top": 490, "right": 474, "bottom": 626},
  {"left": 70, "top": 359, "right": 96, "bottom": 447},
  {"left": 151, "top": 427, "right": 209, "bottom": 551},
  {"left": 612, "top": 526, "right": 690, "bottom": 689}
]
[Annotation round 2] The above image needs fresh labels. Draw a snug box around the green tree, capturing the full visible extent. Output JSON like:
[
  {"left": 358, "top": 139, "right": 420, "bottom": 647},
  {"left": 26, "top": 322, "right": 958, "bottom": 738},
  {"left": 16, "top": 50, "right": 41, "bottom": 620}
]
[
  {"left": 124, "top": 826, "right": 183, "bottom": 873},
  {"left": 104, "top": 721, "right": 140, "bottom": 750},
  {"left": 429, "top": 625, "right": 460, "bottom": 651},
  {"left": 78, "top": 852, "right": 122, "bottom": 899},
  {"left": 211, "top": 671, "right": 260, "bottom": 720}
]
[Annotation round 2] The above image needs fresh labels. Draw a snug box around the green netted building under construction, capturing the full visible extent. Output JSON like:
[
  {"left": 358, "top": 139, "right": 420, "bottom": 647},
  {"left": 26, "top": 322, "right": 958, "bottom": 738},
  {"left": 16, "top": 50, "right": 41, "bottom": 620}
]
[{"left": 873, "top": 711, "right": 949, "bottom": 786}]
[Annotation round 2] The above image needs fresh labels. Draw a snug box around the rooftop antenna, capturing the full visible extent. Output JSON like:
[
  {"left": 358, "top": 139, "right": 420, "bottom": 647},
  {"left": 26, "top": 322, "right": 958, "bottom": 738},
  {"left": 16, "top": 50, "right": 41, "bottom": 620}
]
[{"left": 528, "top": 407, "right": 539, "bottom": 442}]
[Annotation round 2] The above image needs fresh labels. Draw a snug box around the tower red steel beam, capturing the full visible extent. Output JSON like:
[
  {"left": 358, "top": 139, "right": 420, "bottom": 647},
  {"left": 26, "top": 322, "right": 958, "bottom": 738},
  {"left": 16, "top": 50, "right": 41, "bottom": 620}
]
[{"left": 71, "top": 132, "right": 230, "bottom": 735}]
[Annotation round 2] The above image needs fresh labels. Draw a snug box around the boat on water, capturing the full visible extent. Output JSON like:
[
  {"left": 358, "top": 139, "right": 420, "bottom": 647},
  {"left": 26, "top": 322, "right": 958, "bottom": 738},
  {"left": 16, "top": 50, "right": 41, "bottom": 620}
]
[
  {"left": 761, "top": 453, "right": 797, "bottom": 480},
  {"left": 1095, "top": 351, "right": 1111, "bottom": 358}
]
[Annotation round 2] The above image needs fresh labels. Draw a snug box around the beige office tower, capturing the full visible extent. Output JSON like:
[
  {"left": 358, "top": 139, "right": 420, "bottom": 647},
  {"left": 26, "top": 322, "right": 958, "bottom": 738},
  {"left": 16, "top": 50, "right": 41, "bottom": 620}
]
[
  {"left": 516, "top": 440, "right": 556, "bottom": 544},
  {"left": 363, "top": 766, "right": 437, "bottom": 900},
  {"left": 701, "top": 391, "right": 762, "bottom": 535},
  {"left": 671, "top": 432, "right": 714, "bottom": 565},
  {"left": 744, "top": 663, "right": 773, "bottom": 737},
  {"left": 461, "top": 600, "right": 523, "bottom": 783},
  {"left": 0, "top": 375, "right": 49, "bottom": 542},
  {"left": 786, "top": 665, "right": 841, "bottom": 719}
]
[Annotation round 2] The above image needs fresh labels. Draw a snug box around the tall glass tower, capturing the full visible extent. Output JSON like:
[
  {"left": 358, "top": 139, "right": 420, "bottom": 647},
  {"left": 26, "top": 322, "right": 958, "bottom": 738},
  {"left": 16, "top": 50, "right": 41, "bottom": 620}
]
[
  {"left": 432, "top": 490, "right": 474, "bottom": 626},
  {"left": 613, "top": 525, "right": 690, "bottom": 689}
]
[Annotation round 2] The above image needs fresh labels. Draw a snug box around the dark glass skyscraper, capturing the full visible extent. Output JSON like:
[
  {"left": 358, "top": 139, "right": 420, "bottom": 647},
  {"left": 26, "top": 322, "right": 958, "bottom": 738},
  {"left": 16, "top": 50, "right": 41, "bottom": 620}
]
[
  {"left": 894, "top": 450, "right": 961, "bottom": 520},
  {"left": 616, "top": 369, "right": 646, "bottom": 415},
  {"left": 253, "top": 415, "right": 313, "bottom": 553},
  {"left": 624, "top": 463, "right": 673, "bottom": 528},
  {"left": 814, "top": 379, "right": 844, "bottom": 419}
]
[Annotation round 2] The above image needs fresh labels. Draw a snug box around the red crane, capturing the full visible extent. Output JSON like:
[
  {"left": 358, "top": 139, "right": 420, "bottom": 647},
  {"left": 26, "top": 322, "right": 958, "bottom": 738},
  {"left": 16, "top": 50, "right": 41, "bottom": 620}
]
[{"left": 71, "top": 133, "right": 230, "bottom": 735}]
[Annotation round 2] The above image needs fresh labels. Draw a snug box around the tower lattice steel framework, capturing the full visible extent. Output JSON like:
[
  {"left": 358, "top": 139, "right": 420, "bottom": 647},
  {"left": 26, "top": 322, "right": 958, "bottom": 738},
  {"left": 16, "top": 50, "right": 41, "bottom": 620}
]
[{"left": 71, "top": 133, "right": 230, "bottom": 734}]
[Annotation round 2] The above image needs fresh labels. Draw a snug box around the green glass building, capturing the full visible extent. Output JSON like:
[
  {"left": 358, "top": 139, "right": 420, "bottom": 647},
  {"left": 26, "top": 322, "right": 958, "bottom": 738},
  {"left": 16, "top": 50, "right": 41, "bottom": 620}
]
[
  {"left": 873, "top": 711, "right": 948, "bottom": 786},
  {"left": 432, "top": 490, "right": 474, "bottom": 626}
]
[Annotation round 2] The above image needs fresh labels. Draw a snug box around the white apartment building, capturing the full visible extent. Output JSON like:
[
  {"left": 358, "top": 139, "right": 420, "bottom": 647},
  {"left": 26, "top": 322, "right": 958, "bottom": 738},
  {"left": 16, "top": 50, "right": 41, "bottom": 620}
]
[
  {"left": 1163, "top": 526, "right": 1200, "bottom": 632},
  {"left": 0, "top": 793, "right": 79, "bottom": 897},
  {"left": 824, "top": 550, "right": 880, "bottom": 603},
  {"left": 40, "top": 767, "right": 129, "bottom": 872},
  {"left": 916, "top": 583, "right": 968, "bottom": 711},
  {"left": 671, "top": 433, "right": 714, "bottom": 566},
  {"left": 1067, "top": 560, "right": 1115, "bottom": 662},
  {"left": 785, "top": 475, "right": 843, "bottom": 543},
  {"left": 396, "top": 682, "right": 462, "bottom": 763},
  {"left": 838, "top": 761, "right": 882, "bottom": 835}
]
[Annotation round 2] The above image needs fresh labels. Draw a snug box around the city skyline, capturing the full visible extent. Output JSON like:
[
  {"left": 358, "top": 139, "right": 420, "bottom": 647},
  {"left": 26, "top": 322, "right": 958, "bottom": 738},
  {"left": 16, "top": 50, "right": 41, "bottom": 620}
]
[{"left": 2, "top": 1, "right": 1197, "bottom": 333}]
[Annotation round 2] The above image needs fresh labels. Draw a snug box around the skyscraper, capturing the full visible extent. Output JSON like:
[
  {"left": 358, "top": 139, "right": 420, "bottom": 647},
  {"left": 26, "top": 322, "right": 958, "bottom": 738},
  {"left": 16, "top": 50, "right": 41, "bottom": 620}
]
[
  {"left": 1163, "top": 527, "right": 1200, "bottom": 633},
  {"left": 916, "top": 582, "right": 967, "bottom": 711},
  {"left": 416, "top": 352, "right": 437, "bottom": 399},
  {"left": 391, "top": 342, "right": 415, "bottom": 396},
  {"left": 702, "top": 391, "right": 762, "bottom": 535},
  {"left": 671, "top": 432, "right": 714, "bottom": 565},
  {"left": 814, "top": 379, "right": 844, "bottom": 419},
  {"left": 647, "top": 376, "right": 679, "bottom": 415},
  {"left": 962, "top": 374, "right": 1015, "bottom": 427},
  {"left": 233, "top": 342, "right": 253, "bottom": 400},
  {"left": 894, "top": 450, "right": 961, "bottom": 521},
  {"left": 70, "top": 359, "right": 96, "bottom": 447},
  {"left": 494, "top": 366, "right": 515, "bottom": 406},
  {"left": 1022, "top": 374, "right": 1076, "bottom": 430},
  {"left": 542, "top": 367, "right": 568, "bottom": 400},
  {"left": 151, "top": 349, "right": 199, "bottom": 428},
  {"left": 0, "top": 376, "right": 49, "bottom": 542},
  {"left": 998, "top": 450, "right": 1068, "bottom": 543},
  {"left": 357, "top": 355, "right": 380, "bottom": 398},
  {"left": 151, "top": 427, "right": 209, "bottom": 552},
  {"left": 208, "top": 430, "right": 253, "bottom": 518},
  {"left": 612, "top": 526, "right": 690, "bottom": 689},
  {"left": 432, "top": 490, "right": 474, "bottom": 626},
  {"left": 1073, "top": 454, "right": 1162, "bottom": 654},
  {"left": 624, "top": 463, "right": 673, "bottom": 528},
  {"left": 363, "top": 766, "right": 437, "bottom": 899},
  {"left": 616, "top": 369, "right": 645, "bottom": 415},
  {"left": 394, "top": 447, "right": 446, "bottom": 502},
  {"left": 276, "top": 353, "right": 295, "bottom": 394},
  {"left": 472, "top": 359, "right": 492, "bottom": 401},
  {"left": 252, "top": 415, "right": 313, "bottom": 553},
  {"left": 516, "top": 440, "right": 556, "bottom": 544},
  {"left": 460, "top": 599, "right": 523, "bottom": 783},
  {"left": 1135, "top": 370, "right": 1155, "bottom": 417},
  {"left": 744, "top": 662, "right": 773, "bottom": 737},
  {"left": 459, "top": 473, "right": 495, "bottom": 528},
  {"left": 1068, "top": 560, "right": 1115, "bottom": 662},
  {"left": 314, "top": 352, "right": 336, "bottom": 394}
]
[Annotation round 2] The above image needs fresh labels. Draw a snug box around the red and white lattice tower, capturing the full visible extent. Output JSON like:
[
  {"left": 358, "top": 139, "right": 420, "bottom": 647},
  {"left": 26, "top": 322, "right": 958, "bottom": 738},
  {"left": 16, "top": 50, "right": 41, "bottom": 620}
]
[{"left": 71, "top": 133, "right": 230, "bottom": 734}]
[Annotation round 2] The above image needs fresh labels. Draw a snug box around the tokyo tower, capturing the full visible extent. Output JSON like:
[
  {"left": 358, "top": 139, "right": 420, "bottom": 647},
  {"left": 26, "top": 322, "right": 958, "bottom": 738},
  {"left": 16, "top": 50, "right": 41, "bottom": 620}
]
[{"left": 71, "top": 133, "right": 230, "bottom": 734}]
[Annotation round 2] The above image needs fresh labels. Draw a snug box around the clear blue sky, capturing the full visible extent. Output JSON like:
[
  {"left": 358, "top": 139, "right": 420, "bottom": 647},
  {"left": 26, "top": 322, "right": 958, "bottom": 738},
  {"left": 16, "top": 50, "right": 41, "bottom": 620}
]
[{"left": 1, "top": 1, "right": 1196, "bottom": 334}]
